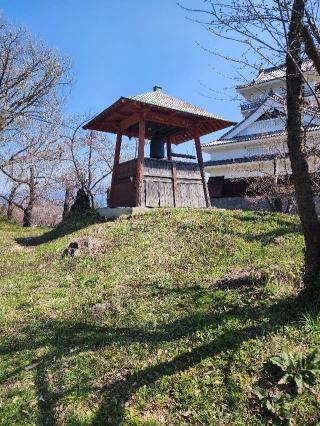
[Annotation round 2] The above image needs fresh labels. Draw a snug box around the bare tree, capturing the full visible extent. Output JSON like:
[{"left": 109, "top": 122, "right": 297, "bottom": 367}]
[
  {"left": 0, "top": 122, "right": 62, "bottom": 226},
  {"left": 0, "top": 17, "right": 71, "bottom": 225},
  {"left": 183, "top": 0, "right": 320, "bottom": 291},
  {"left": 62, "top": 117, "right": 135, "bottom": 211},
  {"left": 0, "top": 18, "right": 71, "bottom": 138},
  {"left": 245, "top": 157, "right": 295, "bottom": 213},
  {"left": 284, "top": 0, "right": 320, "bottom": 284}
]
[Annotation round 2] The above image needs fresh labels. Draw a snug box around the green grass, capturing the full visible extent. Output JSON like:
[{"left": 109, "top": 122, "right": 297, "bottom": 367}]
[{"left": 0, "top": 208, "right": 319, "bottom": 425}]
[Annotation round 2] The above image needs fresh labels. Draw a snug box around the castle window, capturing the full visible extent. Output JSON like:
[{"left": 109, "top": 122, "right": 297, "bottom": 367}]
[{"left": 256, "top": 108, "right": 285, "bottom": 121}]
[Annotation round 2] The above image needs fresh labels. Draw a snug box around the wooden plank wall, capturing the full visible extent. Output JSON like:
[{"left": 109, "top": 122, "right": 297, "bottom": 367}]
[
  {"left": 111, "top": 158, "right": 207, "bottom": 208},
  {"left": 110, "top": 159, "right": 137, "bottom": 207},
  {"left": 143, "top": 158, "right": 206, "bottom": 208}
]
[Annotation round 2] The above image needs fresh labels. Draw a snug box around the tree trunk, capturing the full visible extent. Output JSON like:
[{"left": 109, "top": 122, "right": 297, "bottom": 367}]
[
  {"left": 6, "top": 185, "right": 18, "bottom": 220},
  {"left": 7, "top": 202, "right": 14, "bottom": 220},
  {"left": 62, "top": 183, "right": 73, "bottom": 220},
  {"left": 272, "top": 159, "right": 283, "bottom": 212},
  {"left": 88, "top": 190, "right": 95, "bottom": 210},
  {"left": 273, "top": 197, "right": 283, "bottom": 213},
  {"left": 23, "top": 207, "right": 32, "bottom": 227},
  {"left": 23, "top": 168, "right": 36, "bottom": 227},
  {"left": 286, "top": 0, "right": 320, "bottom": 285}
]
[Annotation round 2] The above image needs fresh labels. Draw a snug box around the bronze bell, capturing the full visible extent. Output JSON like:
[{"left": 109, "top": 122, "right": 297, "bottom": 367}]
[{"left": 150, "top": 134, "right": 165, "bottom": 159}]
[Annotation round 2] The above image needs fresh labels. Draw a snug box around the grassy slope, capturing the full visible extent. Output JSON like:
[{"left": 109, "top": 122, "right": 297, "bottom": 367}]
[{"left": 0, "top": 208, "right": 319, "bottom": 425}]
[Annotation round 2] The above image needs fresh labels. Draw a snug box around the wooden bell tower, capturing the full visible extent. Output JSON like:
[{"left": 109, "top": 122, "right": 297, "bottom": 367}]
[{"left": 84, "top": 86, "right": 235, "bottom": 208}]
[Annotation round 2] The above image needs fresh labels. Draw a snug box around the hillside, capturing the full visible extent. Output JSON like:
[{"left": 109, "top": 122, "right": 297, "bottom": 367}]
[{"left": 0, "top": 209, "right": 319, "bottom": 425}]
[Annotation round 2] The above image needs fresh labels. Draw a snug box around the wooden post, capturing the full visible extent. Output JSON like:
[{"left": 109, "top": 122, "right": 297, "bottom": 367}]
[
  {"left": 194, "top": 131, "right": 210, "bottom": 208},
  {"left": 167, "top": 138, "right": 178, "bottom": 206},
  {"left": 109, "top": 132, "right": 122, "bottom": 207},
  {"left": 171, "top": 162, "right": 178, "bottom": 207},
  {"left": 167, "top": 141, "right": 172, "bottom": 160},
  {"left": 135, "top": 114, "right": 146, "bottom": 206}
]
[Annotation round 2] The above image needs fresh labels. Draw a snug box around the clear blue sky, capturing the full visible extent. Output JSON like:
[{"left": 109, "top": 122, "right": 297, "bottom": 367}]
[{"left": 0, "top": 0, "right": 242, "bottom": 154}]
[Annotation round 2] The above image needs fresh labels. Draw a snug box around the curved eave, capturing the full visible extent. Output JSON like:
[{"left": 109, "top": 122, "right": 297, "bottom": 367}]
[{"left": 83, "top": 97, "right": 235, "bottom": 144}]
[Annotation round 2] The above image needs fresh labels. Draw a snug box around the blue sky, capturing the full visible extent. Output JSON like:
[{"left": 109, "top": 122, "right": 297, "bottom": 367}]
[{"left": 0, "top": 0, "right": 243, "bottom": 155}]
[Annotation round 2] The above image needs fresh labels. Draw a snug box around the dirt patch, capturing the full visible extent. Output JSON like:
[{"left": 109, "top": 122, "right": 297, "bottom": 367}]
[{"left": 209, "top": 267, "right": 263, "bottom": 291}]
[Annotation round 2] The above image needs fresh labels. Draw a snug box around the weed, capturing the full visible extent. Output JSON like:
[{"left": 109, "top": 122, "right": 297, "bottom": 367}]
[
  {"left": 253, "top": 386, "right": 292, "bottom": 422},
  {"left": 301, "top": 312, "right": 320, "bottom": 335},
  {"left": 270, "top": 350, "right": 320, "bottom": 393}
]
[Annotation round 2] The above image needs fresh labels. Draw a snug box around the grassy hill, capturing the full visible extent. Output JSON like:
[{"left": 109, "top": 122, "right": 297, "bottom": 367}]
[{"left": 0, "top": 208, "right": 319, "bottom": 425}]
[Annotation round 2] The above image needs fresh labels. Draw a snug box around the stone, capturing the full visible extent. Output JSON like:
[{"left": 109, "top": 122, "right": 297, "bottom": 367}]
[
  {"left": 271, "top": 236, "right": 284, "bottom": 245},
  {"left": 92, "top": 303, "right": 108, "bottom": 313},
  {"left": 63, "top": 236, "right": 104, "bottom": 257}
]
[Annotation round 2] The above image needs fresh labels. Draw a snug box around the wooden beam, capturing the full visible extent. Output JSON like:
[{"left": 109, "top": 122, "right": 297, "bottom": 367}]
[
  {"left": 172, "top": 153, "right": 196, "bottom": 160},
  {"left": 119, "top": 113, "right": 140, "bottom": 132},
  {"left": 135, "top": 115, "right": 146, "bottom": 206},
  {"left": 194, "top": 131, "right": 210, "bottom": 208},
  {"left": 146, "top": 110, "right": 193, "bottom": 129},
  {"left": 167, "top": 140, "right": 172, "bottom": 160},
  {"left": 109, "top": 132, "right": 122, "bottom": 207}
]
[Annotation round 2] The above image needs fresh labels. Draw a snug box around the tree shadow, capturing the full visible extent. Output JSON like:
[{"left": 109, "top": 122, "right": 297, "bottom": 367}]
[
  {"left": 225, "top": 212, "right": 302, "bottom": 246},
  {"left": 15, "top": 213, "right": 103, "bottom": 247},
  {"left": 0, "top": 279, "right": 306, "bottom": 425},
  {"left": 232, "top": 211, "right": 301, "bottom": 231},
  {"left": 34, "top": 362, "right": 57, "bottom": 426},
  {"left": 92, "top": 297, "right": 300, "bottom": 425}
]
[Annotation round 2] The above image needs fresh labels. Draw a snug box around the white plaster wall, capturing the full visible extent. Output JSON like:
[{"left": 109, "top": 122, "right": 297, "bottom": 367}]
[
  {"left": 206, "top": 155, "right": 320, "bottom": 179},
  {"left": 237, "top": 118, "right": 285, "bottom": 137},
  {"left": 208, "top": 138, "right": 288, "bottom": 162}
]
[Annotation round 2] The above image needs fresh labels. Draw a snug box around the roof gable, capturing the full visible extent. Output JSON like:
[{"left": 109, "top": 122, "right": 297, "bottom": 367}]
[{"left": 220, "top": 95, "right": 283, "bottom": 141}]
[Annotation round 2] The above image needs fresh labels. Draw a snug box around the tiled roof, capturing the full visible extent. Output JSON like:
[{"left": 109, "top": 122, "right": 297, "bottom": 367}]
[
  {"left": 205, "top": 153, "right": 288, "bottom": 168},
  {"left": 202, "top": 91, "right": 320, "bottom": 148},
  {"left": 202, "top": 125, "right": 320, "bottom": 148},
  {"left": 83, "top": 87, "right": 235, "bottom": 144},
  {"left": 237, "top": 60, "right": 315, "bottom": 89},
  {"left": 126, "top": 88, "right": 226, "bottom": 120}
]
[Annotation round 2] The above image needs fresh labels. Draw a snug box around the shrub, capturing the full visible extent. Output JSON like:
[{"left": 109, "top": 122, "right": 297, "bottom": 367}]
[
  {"left": 269, "top": 350, "right": 320, "bottom": 394},
  {"left": 253, "top": 387, "right": 291, "bottom": 421}
]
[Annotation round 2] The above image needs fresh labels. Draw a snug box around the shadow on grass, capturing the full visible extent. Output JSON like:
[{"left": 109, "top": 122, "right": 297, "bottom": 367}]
[
  {"left": 92, "top": 297, "right": 302, "bottom": 424},
  {"left": 226, "top": 212, "right": 302, "bottom": 246},
  {"left": 0, "top": 279, "right": 305, "bottom": 425},
  {"left": 15, "top": 212, "right": 103, "bottom": 247}
]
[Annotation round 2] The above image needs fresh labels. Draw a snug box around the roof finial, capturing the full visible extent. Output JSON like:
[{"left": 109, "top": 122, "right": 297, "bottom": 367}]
[{"left": 153, "top": 85, "right": 162, "bottom": 92}]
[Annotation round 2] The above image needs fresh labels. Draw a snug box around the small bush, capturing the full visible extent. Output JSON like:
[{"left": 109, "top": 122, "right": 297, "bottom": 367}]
[
  {"left": 269, "top": 350, "right": 320, "bottom": 394},
  {"left": 253, "top": 387, "right": 291, "bottom": 421}
]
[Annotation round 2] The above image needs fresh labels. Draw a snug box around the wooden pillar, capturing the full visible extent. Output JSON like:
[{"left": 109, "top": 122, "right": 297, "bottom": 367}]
[
  {"left": 171, "top": 162, "right": 178, "bottom": 207},
  {"left": 109, "top": 132, "right": 122, "bottom": 207},
  {"left": 167, "top": 138, "right": 178, "bottom": 206},
  {"left": 135, "top": 114, "right": 146, "bottom": 206},
  {"left": 194, "top": 131, "right": 210, "bottom": 208},
  {"left": 167, "top": 141, "right": 172, "bottom": 160}
]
